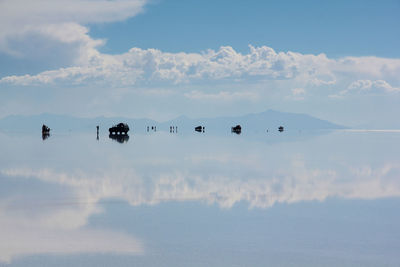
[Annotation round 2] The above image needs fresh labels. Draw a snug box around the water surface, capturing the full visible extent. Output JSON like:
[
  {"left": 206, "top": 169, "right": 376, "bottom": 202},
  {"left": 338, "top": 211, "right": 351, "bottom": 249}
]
[{"left": 0, "top": 129, "right": 399, "bottom": 266}]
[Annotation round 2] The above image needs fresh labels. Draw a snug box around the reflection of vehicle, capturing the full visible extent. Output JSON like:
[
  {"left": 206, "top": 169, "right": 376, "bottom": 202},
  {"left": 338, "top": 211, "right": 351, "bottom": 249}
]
[
  {"left": 195, "top": 126, "right": 204, "bottom": 132},
  {"left": 278, "top": 126, "right": 284, "bottom": 132},
  {"left": 231, "top": 125, "right": 241, "bottom": 134},
  {"left": 109, "top": 133, "right": 129, "bottom": 143},
  {"left": 109, "top": 123, "right": 129, "bottom": 135}
]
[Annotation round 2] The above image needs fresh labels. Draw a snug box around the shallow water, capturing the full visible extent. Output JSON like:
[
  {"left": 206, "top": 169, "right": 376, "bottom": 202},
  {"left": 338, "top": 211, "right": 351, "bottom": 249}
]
[{"left": 0, "top": 129, "right": 399, "bottom": 266}]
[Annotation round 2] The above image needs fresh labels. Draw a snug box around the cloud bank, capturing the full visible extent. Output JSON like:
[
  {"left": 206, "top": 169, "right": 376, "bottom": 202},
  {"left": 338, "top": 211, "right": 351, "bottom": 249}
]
[{"left": 2, "top": 45, "right": 399, "bottom": 97}]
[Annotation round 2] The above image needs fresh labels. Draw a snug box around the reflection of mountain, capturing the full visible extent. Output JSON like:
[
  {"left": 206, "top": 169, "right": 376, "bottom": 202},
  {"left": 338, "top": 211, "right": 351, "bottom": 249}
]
[{"left": 0, "top": 110, "right": 346, "bottom": 133}]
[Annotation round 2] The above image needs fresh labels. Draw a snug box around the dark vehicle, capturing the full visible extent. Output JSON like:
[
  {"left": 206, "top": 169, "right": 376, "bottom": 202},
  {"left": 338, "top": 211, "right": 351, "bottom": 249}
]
[
  {"left": 278, "top": 126, "right": 284, "bottom": 132},
  {"left": 109, "top": 123, "right": 129, "bottom": 135},
  {"left": 231, "top": 125, "right": 241, "bottom": 134},
  {"left": 195, "top": 126, "right": 204, "bottom": 132},
  {"left": 109, "top": 133, "right": 129, "bottom": 143}
]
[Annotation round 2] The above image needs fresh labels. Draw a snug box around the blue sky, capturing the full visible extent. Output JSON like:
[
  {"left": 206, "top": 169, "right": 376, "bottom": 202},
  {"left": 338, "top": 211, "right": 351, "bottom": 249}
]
[
  {"left": 0, "top": 0, "right": 399, "bottom": 127},
  {"left": 90, "top": 0, "right": 400, "bottom": 57}
]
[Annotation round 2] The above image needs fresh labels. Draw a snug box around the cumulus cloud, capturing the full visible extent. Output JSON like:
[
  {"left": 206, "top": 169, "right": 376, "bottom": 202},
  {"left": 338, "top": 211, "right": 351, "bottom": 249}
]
[
  {"left": 2, "top": 45, "right": 400, "bottom": 97},
  {"left": 0, "top": 0, "right": 399, "bottom": 107},
  {"left": 0, "top": 0, "right": 147, "bottom": 26},
  {"left": 0, "top": 0, "right": 399, "bottom": 105},
  {"left": 330, "top": 79, "right": 400, "bottom": 98},
  {"left": 0, "top": 0, "right": 148, "bottom": 66},
  {"left": 348, "top": 79, "right": 400, "bottom": 93}
]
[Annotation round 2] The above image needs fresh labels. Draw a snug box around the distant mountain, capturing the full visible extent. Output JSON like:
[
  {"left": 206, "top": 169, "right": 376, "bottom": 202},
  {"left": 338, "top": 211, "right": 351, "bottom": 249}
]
[
  {"left": 0, "top": 110, "right": 346, "bottom": 133},
  {"left": 162, "top": 110, "right": 346, "bottom": 133}
]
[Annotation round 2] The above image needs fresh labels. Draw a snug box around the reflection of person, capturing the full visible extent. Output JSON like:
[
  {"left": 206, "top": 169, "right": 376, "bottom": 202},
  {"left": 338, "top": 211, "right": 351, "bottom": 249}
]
[{"left": 42, "top": 132, "right": 50, "bottom": 140}]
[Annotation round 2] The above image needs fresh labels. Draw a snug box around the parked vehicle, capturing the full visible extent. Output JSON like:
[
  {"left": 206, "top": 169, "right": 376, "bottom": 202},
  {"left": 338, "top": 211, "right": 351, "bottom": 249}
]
[
  {"left": 109, "top": 123, "right": 129, "bottom": 135},
  {"left": 231, "top": 125, "right": 241, "bottom": 134}
]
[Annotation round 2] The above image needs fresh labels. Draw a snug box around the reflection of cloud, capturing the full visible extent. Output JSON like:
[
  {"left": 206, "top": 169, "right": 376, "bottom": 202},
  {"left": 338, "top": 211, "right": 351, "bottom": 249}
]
[
  {"left": 2, "top": 161, "right": 400, "bottom": 210},
  {"left": 0, "top": 221, "right": 143, "bottom": 263},
  {"left": 0, "top": 170, "right": 144, "bottom": 263},
  {"left": 346, "top": 163, "right": 400, "bottom": 199},
  {"left": 1, "top": 157, "right": 400, "bottom": 262}
]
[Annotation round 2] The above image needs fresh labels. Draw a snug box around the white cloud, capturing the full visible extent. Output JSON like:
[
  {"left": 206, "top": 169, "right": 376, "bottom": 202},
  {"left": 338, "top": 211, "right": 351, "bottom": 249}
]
[
  {"left": 287, "top": 87, "right": 306, "bottom": 101},
  {"left": 184, "top": 90, "right": 258, "bottom": 101},
  {"left": 0, "top": 0, "right": 148, "bottom": 65},
  {"left": 2, "top": 45, "right": 400, "bottom": 97},
  {"left": 291, "top": 88, "right": 305, "bottom": 95},
  {"left": 0, "top": 0, "right": 399, "bottom": 107},
  {"left": 0, "top": 0, "right": 147, "bottom": 26},
  {"left": 348, "top": 79, "right": 400, "bottom": 93},
  {"left": 0, "top": 0, "right": 399, "bottom": 115},
  {"left": 330, "top": 79, "right": 400, "bottom": 98}
]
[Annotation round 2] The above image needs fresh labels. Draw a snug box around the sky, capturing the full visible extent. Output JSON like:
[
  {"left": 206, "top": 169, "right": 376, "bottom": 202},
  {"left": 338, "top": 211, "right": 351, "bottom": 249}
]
[{"left": 0, "top": 0, "right": 399, "bottom": 127}]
